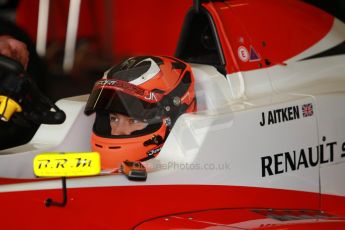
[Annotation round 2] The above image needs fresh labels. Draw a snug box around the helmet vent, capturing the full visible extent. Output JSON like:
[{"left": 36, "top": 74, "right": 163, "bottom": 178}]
[
  {"left": 95, "top": 144, "right": 103, "bottom": 148},
  {"left": 109, "top": 146, "right": 121, "bottom": 149}
]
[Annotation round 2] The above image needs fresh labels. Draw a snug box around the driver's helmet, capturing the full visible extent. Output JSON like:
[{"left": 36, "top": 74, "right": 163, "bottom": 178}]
[{"left": 84, "top": 56, "right": 196, "bottom": 169}]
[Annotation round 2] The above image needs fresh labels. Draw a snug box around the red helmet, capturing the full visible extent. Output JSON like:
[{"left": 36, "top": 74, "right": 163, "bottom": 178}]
[{"left": 85, "top": 56, "right": 196, "bottom": 169}]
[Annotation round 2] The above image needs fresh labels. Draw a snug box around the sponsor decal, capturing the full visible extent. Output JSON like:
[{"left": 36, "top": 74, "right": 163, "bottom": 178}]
[
  {"left": 260, "top": 104, "right": 313, "bottom": 126},
  {"left": 95, "top": 79, "right": 163, "bottom": 102},
  {"left": 249, "top": 46, "right": 261, "bottom": 62},
  {"left": 302, "top": 103, "right": 313, "bottom": 117},
  {"left": 261, "top": 137, "right": 345, "bottom": 177},
  {"left": 33, "top": 152, "right": 100, "bottom": 177},
  {"left": 96, "top": 79, "right": 145, "bottom": 96},
  {"left": 144, "top": 92, "right": 158, "bottom": 101},
  {"left": 95, "top": 79, "right": 116, "bottom": 86},
  {"left": 147, "top": 146, "right": 162, "bottom": 157},
  {"left": 238, "top": 46, "right": 249, "bottom": 62}
]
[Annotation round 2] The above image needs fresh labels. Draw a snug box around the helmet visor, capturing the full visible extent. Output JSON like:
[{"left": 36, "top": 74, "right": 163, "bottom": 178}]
[{"left": 85, "top": 84, "right": 161, "bottom": 120}]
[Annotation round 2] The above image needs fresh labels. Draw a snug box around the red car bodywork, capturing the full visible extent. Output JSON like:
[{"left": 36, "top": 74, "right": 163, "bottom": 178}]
[{"left": 1, "top": 1, "right": 344, "bottom": 229}]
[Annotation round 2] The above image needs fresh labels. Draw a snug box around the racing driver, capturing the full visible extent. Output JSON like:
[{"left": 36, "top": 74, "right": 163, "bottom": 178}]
[{"left": 84, "top": 56, "right": 196, "bottom": 169}]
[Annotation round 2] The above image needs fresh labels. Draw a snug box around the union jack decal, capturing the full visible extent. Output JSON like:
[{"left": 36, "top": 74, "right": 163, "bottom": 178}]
[{"left": 302, "top": 103, "right": 313, "bottom": 117}]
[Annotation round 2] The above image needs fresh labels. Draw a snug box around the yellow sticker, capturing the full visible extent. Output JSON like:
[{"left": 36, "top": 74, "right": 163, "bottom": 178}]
[{"left": 33, "top": 152, "right": 101, "bottom": 177}]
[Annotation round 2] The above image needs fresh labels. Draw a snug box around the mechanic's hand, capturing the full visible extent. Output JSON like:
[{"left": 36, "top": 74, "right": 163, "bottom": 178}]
[{"left": 0, "top": 35, "right": 29, "bottom": 69}]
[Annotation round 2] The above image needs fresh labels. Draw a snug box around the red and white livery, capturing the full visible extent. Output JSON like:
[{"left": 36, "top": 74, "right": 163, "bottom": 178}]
[{"left": 0, "top": 0, "right": 345, "bottom": 229}]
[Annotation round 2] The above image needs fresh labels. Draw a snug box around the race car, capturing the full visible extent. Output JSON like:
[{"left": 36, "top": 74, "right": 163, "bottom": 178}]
[{"left": 0, "top": 0, "right": 344, "bottom": 229}]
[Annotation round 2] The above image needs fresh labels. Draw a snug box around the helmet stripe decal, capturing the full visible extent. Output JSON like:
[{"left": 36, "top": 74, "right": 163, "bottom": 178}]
[
  {"left": 92, "top": 85, "right": 105, "bottom": 111},
  {"left": 129, "top": 58, "right": 160, "bottom": 85}
]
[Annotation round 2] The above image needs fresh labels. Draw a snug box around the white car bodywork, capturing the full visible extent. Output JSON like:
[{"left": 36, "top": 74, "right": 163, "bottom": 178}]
[{"left": 0, "top": 53, "right": 344, "bottom": 200}]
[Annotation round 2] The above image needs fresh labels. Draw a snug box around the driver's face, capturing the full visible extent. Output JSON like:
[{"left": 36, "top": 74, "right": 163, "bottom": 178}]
[{"left": 109, "top": 113, "right": 148, "bottom": 135}]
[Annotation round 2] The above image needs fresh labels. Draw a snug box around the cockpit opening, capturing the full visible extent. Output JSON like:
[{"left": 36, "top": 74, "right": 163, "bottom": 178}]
[{"left": 175, "top": 7, "right": 226, "bottom": 75}]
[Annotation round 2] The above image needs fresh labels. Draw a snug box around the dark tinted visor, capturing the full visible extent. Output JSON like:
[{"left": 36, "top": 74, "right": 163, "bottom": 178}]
[
  {"left": 85, "top": 87, "right": 161, "bottom": 120},
  {"left": 93, "top": 111, "right": 163, "bottom": 138}
]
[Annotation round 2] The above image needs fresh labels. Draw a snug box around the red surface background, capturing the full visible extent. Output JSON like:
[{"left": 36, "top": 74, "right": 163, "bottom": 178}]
[{"left": 16, "top": 0, "right": 193, "bottom": 60}]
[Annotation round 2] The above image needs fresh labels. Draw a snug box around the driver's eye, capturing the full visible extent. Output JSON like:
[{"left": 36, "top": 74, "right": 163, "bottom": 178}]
[
  {"left": 129, "top": 119, "right": 140, "bottom": 124},
  {"left": 109, "top": 115, "right": 118, "bottom": 122}
]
